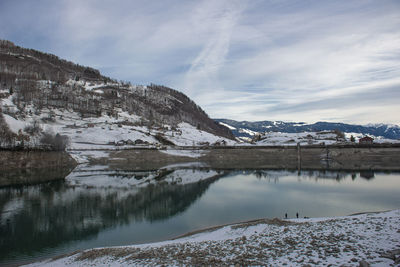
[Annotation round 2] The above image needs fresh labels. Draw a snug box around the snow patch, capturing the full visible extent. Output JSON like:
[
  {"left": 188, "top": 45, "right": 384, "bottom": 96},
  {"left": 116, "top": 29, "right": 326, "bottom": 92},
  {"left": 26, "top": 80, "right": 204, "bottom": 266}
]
[
  {"left": 26, "top": 209, "right": 400, "bottom": 267},
  {"left": 218, "top": 122, "right": 236, "bottom": 130}
]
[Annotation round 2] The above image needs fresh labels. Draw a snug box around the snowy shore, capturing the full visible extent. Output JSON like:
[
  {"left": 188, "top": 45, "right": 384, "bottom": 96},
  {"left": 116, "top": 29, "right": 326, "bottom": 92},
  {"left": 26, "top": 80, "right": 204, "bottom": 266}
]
[{"left": 26, "top": 209, "right": 400, "bottom": 266}]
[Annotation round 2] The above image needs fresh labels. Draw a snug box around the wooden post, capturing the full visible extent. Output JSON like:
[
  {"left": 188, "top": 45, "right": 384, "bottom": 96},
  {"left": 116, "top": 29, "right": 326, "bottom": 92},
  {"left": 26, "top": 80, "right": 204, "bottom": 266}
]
[
  {"left": 297, "top": 142, "right": 301, "bottom": 173},
  {"left": 326, "top": 145, "right": 330, "bottom": 169}
]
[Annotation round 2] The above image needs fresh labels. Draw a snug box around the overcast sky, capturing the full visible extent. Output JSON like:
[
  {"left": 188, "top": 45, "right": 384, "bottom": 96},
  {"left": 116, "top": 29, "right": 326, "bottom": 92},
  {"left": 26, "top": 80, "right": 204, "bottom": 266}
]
[{"left": 1, "top": 0, "right": 399, "bottom": 125}]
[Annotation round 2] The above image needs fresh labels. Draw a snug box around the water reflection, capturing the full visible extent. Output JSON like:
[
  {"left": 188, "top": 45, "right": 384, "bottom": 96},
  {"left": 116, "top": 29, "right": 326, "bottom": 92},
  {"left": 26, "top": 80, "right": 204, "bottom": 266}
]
[
  {"left": 0, "top": 169, "right": 223, "bottom": 263},
  {"left": 237, "top": 169, "right": 376, "bottom": 182},
  {"left": 0, "top": 168, "right": 399, "bottom": 265}
]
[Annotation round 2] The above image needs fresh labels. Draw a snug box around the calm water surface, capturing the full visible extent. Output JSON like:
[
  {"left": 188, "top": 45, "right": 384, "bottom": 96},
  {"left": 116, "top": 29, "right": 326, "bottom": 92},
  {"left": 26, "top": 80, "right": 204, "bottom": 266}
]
[{"left": 1, "top": 169, "right": 399, "bottom": 265}]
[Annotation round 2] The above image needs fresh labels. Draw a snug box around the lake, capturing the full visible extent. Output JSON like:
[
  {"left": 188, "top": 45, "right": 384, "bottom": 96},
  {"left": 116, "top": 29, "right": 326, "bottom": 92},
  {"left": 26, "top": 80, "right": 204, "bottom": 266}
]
[{"left": 1, "top": 167, "right": 399, "bottom": 265}]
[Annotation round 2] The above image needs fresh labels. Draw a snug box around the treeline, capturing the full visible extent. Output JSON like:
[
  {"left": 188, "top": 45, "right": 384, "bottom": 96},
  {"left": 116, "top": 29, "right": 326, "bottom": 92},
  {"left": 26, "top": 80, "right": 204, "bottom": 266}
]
[
  {"left": 0, "top": 39, "right": 114, "bottom": 92},
  {"left": 0, "top": 40, "right": 105, "bottom": 80},
  {"left": 147, "top": 84, "right": 234, "bottom": 139},
  {"left": 0, "top": 111, "right": 69, "bottom": 151}
]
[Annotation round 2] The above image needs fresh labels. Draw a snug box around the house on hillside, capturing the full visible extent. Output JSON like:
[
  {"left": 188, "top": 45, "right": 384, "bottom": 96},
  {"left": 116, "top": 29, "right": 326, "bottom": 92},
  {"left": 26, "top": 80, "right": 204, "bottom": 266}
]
[
  {"left": 359, "top": 136, "right": 374, "bottom": 144},
  {"left": 213, "top": 140, "right": 227, "bottom": 146}
]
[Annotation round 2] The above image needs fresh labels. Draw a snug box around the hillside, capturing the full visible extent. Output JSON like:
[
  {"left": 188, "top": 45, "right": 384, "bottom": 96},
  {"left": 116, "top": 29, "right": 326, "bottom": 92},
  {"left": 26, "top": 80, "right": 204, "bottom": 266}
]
[
  {"left": 0, "top": 40, "right": 234, "bottom": 150},
  {"left": 216, "top": 119, "right": 400, "bottom": 142},
  {"left": 2, "top": 39, "right": 398, "bottom": 151}
]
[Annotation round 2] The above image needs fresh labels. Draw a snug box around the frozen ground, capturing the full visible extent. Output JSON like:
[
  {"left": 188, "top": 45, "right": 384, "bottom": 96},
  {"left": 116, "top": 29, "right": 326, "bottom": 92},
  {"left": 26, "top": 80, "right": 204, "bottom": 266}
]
[{"left": 26, "top": 209, "right": 400, "bottom": 266}]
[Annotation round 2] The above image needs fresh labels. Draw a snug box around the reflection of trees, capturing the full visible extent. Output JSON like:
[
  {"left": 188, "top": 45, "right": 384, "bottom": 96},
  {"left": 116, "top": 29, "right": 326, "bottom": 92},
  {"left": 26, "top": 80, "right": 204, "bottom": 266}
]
[
  {"left": 360, "top": 171, "right": 375, "bottom": 180},
  {"left": 0, "top": 171, "right": 223, "bottom": 261},
  {"left": 249, "top": 169, "right": 378, "bottom": 182}
]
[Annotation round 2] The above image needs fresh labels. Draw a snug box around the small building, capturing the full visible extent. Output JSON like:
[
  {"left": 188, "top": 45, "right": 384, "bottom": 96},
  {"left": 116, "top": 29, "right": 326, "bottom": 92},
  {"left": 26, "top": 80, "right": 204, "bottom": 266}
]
[
  {"left": 213, "top": 140, "right": 227, "bottom": 146},
  {"left": 134, "top": 139, "right": 148, "bottom": 145},
  {"left": 359, "top": 136, "right": 374, "bottom": 145},
  {"left": 116, "top": 140, "right": 126, "bottom": 146},
  {"left": 198, "top": 141, "right": 210, "bottom": 147}
]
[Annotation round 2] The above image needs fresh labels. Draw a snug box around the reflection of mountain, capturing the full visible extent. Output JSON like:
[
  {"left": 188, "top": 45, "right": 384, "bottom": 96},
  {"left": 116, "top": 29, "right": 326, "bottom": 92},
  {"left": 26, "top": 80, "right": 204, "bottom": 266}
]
[{"left": 0, "top": 169, "right": 224, "bottom": 262}]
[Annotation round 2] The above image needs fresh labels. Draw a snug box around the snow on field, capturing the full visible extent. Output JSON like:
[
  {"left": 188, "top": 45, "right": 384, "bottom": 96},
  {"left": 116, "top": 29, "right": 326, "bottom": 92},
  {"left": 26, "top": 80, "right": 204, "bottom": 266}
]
[
  {"left": 3, "top": 113, "right": 27, "bottom": 133},
  {"left": 255, "top": 131, "right": 339, "bottom": 146},
  {"left": 61, "top": 121, "right": 235, "bottom": 149},
  {"left": 25, "top": 209, "right": 400, "bottom": 266},
  {"left": 2, "top": 95, "right": 399, "bottom": 150},
  {"left": 0, "top": 97, "right": 235, "bottom": 149},
  {"left": 163, "top": 123, "right": 236, "bottom": 147},
  {"left": 345, "top": 132, "right": 400, "bottom": 144},
  {"left": 372, "top": 138, "right": 400, "bottom": 144}
]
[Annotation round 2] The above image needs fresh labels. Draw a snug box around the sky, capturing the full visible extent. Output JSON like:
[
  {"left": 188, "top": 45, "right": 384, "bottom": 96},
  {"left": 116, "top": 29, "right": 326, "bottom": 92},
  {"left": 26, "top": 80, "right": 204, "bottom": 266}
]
[{"left": 0, "top": 0, "right": 399, "bottom": 125}]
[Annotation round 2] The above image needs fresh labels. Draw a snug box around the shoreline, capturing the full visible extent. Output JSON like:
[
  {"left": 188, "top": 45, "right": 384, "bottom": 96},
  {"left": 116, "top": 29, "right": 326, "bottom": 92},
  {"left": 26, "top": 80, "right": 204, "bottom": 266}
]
[
  {"left": 24, "top": 209, "right": 400, "bottom": 266},
  {"left": 0, "top": 150, "right": 77, "bottom": 187},
  {"left": 173, "top": 209, "right": 394, "bottom": 241},
  {"left": 2, "top": 145, "right": 400, "bottom": 187}
]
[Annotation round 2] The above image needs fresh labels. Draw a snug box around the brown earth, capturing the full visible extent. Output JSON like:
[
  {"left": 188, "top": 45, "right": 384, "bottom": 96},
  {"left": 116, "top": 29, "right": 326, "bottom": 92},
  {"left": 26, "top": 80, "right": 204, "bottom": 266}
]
[
  {"left": 90, "top": 146, "right": 400, "bottom": 172},
  {"left": 0, "top": 151, "right": 77, "bottom": 187}
]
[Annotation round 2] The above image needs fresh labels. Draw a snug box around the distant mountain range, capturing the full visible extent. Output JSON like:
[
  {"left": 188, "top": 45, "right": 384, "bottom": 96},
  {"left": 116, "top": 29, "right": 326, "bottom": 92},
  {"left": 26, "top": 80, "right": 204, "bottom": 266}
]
[{"left": 215, "top": 119, "right": 400, "bottom": 140}]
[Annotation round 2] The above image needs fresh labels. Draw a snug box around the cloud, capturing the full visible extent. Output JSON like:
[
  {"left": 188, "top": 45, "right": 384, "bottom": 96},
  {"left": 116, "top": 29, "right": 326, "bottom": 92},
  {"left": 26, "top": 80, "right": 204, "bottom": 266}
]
[
  {"left": 0, "top": 0, "right": 399, "bottom": 124},
  {"left": 183, "top": 0, "right": 246, "bottom": 95}
]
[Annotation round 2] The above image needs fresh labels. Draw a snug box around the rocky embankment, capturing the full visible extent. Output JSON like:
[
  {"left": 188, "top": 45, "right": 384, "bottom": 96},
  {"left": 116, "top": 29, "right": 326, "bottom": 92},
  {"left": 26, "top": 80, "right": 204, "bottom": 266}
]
[
  {"left": 0, "top": 151, "right": 77, "bottom": 187},
  {"left": 86, "top": 146, "right": 400, "bottom": 172},
  {"left": 2, "top": 145, "right": 400, "bottom": 187}
]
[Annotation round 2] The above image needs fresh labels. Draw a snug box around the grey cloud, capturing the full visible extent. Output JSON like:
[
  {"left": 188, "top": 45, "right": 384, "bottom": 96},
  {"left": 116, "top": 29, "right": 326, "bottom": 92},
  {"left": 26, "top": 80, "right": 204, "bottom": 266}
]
[{"left": 1, "top": 0, "right": 399, "bottom": 124}]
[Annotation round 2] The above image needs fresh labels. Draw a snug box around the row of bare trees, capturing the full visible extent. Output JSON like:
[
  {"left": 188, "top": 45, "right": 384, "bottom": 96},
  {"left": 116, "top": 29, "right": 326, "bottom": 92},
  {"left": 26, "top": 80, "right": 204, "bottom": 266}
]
[{"left": 0, "top": 112, "right": 69, "bottom": 151}]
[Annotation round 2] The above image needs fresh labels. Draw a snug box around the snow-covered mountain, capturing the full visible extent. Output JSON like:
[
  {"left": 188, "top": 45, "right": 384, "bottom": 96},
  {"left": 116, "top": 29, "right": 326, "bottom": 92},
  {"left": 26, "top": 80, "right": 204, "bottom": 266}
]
[
  {"left": 0, "top": 40, "right": 234, "bottom": 150},
  {"left": 216, "top": 119, "right": 400, "bottom": 142}
]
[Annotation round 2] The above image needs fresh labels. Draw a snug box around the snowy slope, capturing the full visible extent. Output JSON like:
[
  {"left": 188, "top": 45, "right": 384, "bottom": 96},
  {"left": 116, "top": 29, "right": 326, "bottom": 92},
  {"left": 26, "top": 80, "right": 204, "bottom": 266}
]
[
  {"left": 255, "top": 131, "right": 339, "bottom": 146},
  {"left": 25, "top": 209, "right": 400, "bottom": 266},
  {"left": 216, "top": 118, "right": 400, "bottom": 141},
  {"left": 1, "top": 94, "right": 235, "bottom": 150},
  {"left": 1, "top": 39, "right": 234, "bottom": 141}
]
